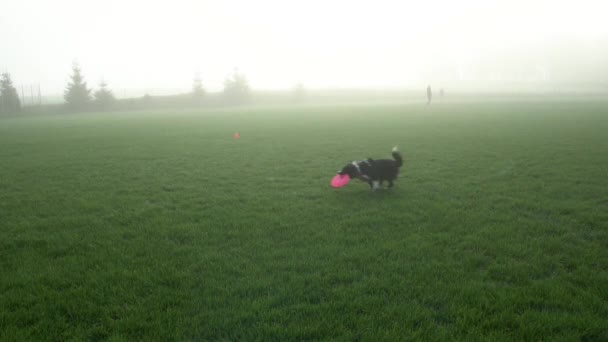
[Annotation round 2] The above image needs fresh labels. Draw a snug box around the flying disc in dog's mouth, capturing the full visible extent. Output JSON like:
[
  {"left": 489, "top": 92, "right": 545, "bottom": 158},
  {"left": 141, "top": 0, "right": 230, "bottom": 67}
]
[{"left": 330, "top": 174, "right": 350, "bottom": 188}]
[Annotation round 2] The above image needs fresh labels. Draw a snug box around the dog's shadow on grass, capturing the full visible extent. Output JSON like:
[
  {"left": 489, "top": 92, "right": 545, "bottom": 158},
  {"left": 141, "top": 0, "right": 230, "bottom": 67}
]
[{"left": 329, "top": 186, "right": 405, "bottom": 201}]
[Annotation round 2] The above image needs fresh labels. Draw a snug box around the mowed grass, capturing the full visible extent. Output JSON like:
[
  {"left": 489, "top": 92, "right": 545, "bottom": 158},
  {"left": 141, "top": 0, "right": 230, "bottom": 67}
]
[{"left": 1, "top": 99, "right": 607, "bottom": 341}]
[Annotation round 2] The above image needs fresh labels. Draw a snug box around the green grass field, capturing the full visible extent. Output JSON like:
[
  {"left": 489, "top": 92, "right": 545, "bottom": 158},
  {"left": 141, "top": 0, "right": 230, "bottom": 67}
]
[{"left": 1, "top": 99, "right": 607, "bottom": 340}]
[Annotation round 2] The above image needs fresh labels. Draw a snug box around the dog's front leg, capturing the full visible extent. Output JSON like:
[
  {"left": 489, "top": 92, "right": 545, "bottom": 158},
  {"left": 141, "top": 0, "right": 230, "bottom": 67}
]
[{"left": 371, "top": 180, "right": 380, "bottom": 192}]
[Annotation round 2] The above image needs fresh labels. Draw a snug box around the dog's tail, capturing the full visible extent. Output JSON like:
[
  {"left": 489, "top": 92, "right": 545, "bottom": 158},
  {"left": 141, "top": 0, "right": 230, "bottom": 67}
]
[{"left": 392, "top": 146, "right": 403, "bottom": 167}]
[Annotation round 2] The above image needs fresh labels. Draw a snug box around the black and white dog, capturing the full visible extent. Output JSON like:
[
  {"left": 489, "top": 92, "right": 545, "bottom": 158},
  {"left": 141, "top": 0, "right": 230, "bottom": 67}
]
[{"left": 337, "top": 147, "right": 403, "bottom": 191}]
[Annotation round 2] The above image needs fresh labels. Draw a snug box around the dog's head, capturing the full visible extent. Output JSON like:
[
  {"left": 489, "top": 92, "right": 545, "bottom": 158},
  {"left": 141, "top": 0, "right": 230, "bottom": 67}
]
[
  {"left": 338, "top": 160, "right": 373, "bottom": 180},
  {"left": 337, "top": 163, "right": 359, "bottom": 178}
]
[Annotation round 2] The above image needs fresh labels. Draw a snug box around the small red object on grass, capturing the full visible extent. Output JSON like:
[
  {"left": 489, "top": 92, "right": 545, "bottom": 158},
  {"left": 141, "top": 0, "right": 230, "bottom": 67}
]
[
  {"left": 234, "top": 132, "right": 240, "bottom": 139},
  {"left": 331, "top": 174, "right": 350, "bottom": 188}
]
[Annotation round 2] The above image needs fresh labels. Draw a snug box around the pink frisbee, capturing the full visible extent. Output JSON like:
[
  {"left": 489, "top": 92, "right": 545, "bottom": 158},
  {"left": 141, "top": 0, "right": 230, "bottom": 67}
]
[{"left": 331, "top": 174, "right": 350, "bottom": 188}]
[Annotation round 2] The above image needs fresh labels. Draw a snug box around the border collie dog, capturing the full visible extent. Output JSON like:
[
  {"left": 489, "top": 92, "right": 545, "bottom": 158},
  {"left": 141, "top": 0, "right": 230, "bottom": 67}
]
[{"left": 338, "top": 147, "right": 403, "bottom": 191}]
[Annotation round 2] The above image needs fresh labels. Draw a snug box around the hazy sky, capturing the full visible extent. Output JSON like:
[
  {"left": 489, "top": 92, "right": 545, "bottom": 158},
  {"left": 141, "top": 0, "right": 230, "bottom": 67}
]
[{"left": 2, "top": 0, "right": 607, "bottom": 96}]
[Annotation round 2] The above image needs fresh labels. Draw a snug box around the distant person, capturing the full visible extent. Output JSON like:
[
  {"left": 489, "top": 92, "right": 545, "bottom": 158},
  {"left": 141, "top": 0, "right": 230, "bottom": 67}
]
[
  {"left": 426, "top": 85, "right": 432, "bottom": 105},
  {"left": 440, "top": 88, "right": 444, "bottom": 98}
]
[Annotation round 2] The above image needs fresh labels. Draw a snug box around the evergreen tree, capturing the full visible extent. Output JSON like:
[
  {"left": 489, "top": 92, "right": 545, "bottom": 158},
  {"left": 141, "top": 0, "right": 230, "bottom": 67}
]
[
  {"left": 192, "top": 73, "right": 205, "bottom": 100},
  {"left": 64, "top": 62, "right": 91, "bottom": 110},
  {"left": 0, "top": 73, "right": 21, "bottom": 114},
  {"left": 223, "top": 69, "right": 251, "bottom": 104},
  {"left": 94, "top": 80, "right": 115, "bottom": 110},
  {"left": 293, "top": 83, "right": 306, "bottom": 102}
]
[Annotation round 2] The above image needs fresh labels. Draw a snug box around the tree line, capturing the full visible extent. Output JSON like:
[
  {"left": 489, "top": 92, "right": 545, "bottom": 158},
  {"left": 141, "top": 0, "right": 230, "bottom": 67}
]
[{"left": 0, "top": 62, "right": 252, "bottom": 115}]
